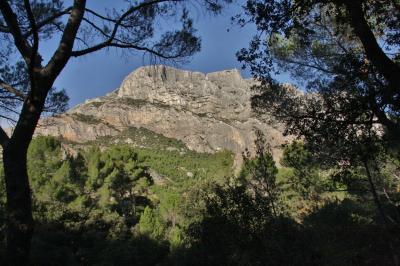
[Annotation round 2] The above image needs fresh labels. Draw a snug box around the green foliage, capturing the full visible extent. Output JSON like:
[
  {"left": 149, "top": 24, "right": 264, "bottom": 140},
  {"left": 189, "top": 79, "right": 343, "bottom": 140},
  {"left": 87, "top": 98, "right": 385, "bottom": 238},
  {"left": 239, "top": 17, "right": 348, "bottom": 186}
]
[
  {"left": 72, "top": 113, "right": 101, "bottom": 124},
  {"left": 300, "top": 199, "right": 396, "bottom": 265},
  {"left": 281, "top": 141, "right": 324, "bottom": 198},
  {"left": 51, "top": 159, "right": 82, "bottom": 203},
  {"left": 0, "top": 136, "right": 235, "bottom": 264},
  {"left": 182, "top": 184, "right": 306, "bottom": 266},
  {"left": 88, "top": 101, "right": 105, "bottom": 108},
  {"left": 28, "top": 136, "right": 64, "bottom": 201},
  {"left": 139, "top": 207, "right": 165, "bottom": 239},
  {"left": 179, "top": 179, "right": 398, "bottom": 265},
  {"left": 134, "top": 148, "right": 233, "bottom": 185},
  {"left": 118, "top": 98, "right": 152, "bottom": 108},
  {"left": 277, "top": 142, "right": 345, "bottom": 219},
  {"left": 85, "top": 146, "right": 102, "bottom": 191},
  {"left": 240, "top": 131, "right": 279, "bottom": 215},
  {"left": 1, "top": 135, "right": 398, "bottom": 264},
  {"left": 89, "top": 126, "right": 189, "bottom": 151},
  {"left": 281, "top": 141, "right": 312, "bottom": 169}
]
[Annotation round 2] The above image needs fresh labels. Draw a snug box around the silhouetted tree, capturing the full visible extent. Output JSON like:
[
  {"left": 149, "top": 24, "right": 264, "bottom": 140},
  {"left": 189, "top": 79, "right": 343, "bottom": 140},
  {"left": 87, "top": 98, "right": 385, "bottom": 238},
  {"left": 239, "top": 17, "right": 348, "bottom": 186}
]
[
  {"left": 237, "top": 0, "right": 400, "bottom": 217},
  {"left": 240, "top": 129, "right": 279, "bottom": 216},
  {"left": 237, "top": 0, "right": 399, "bottom": 148},
  {"left": 238, "top": 1, "right": 400, "bottom": 261}
]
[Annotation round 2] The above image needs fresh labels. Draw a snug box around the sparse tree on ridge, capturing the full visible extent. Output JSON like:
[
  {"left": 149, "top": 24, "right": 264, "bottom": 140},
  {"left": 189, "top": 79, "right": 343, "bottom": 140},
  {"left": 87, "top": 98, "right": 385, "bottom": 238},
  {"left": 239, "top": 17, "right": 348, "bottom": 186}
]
[{"left": 0, "top": 0, "right": 229, "bottom": 263}]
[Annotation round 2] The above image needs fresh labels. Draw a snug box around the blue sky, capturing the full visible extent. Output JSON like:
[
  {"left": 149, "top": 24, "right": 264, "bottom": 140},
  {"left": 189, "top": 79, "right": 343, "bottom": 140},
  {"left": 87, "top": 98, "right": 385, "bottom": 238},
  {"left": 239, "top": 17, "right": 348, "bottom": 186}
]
[{"left": 38, "top": 1, "right": 287, "bottom": 107}]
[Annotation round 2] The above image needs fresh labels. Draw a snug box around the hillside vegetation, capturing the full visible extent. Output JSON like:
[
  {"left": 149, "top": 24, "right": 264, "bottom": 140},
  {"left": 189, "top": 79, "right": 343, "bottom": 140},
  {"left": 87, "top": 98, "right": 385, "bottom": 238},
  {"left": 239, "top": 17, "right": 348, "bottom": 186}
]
[{"left": 0, "top": 136, "right": 397, "bottom": 265}]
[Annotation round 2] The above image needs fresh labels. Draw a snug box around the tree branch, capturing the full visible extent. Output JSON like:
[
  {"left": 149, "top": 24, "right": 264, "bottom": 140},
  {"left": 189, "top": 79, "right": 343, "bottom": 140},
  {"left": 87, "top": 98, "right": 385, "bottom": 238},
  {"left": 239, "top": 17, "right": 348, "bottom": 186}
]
[
  {"left": 0, "top": 78, "right": 27, "bottom": 99},
  {"left": 83, "top": 8, "right": 133, "bottom": 29},
  {"left": 80, "top": 18, "right": 136, "bottom": 47},
  {"left": 72, "top": 42, "right": 182, "bottom": 59},
  {"left": 0, "top": 125, "right": 10, "bottom": 148},
  {"left": 22, "top": 7, "right": 73, "bottom": 39},
  {"left": 0, "top": 22, "right": 9, "bottom": 32},
  {"left": 279, "top": 57, "right": 337, "bottom": 75},
  {"left": 273, "top": 111, "right": 380, "bottom": 126},
  {"left": 84, "top": 8, "right": 120, "bottom": 23},
  {"left": 344, "top": 1, "right": 400, "bottom": 93},
  {"left": 71, "top": 0, "right": 176, "bottom": 57},
  {"left": 370, "top": 101, "right": 400, "bottom": 138},
  {"left": 0, "top": 0, "right": 33, "bottom": 62},
  {"left": 44, "top": 0, "right": 86, "bottom": 80},
  {"left": 0, "top": 103, "right": 21, "bottom": 115},
  {"left": 24, "top": 0, "right": 40, "bottom": 94},
  {"left": 81, "top": 17, "right": 109, "bottom": 38},
  {"left": 363, "top": 159, "right": 392, "bottom": 226}
]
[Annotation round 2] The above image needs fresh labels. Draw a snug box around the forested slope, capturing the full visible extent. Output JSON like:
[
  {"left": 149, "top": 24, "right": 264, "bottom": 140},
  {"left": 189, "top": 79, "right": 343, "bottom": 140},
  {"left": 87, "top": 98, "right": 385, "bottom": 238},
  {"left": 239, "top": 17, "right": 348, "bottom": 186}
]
[{"left": 0, "top": 136, "right": 397, "bottom": 265}]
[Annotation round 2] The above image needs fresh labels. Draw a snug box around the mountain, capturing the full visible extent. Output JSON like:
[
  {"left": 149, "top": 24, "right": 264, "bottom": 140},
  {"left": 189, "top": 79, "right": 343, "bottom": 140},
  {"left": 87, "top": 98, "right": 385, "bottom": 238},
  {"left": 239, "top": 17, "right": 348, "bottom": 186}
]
[{"left": 35, "top": 65, "right": 289, "bottom": 166}]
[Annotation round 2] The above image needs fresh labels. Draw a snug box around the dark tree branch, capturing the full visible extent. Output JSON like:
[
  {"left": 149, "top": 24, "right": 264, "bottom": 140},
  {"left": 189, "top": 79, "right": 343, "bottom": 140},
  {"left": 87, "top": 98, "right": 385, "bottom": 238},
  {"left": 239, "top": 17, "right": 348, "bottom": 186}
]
[
  {"left": 272, "top": 110, "right": 381, "bottom": 126},
  {"left": 71, "top": 0, "right": 177, "bottom": 57},
  {"left": 0, "top": 6, "right": 72, "bottom": 36},
  {"left": 279, "top": 57, "right": 337, "bottom": 75},
  {"left": 80, "top": 18, "right": 135, "bottom": 47},
  {"left": 11, "top": 0, "right": 86, "bottom": 151},
  {"left": 0, "top": 0, "right": 33, "bottom": 62},
  {"left": 0, "top": 22, "right": 8, "bottom": 32},
  {"left": 0, "top": 96, "right": 23, "bottom": 101},
  {"left": 0, "top": 125, "right": 10, "bottom": 147},
  {"left": 22, "top": 7, "right": 73, "bottom": 39},
  {"left": 0, "top": 114, "right": 16, "bottom": 122},
  {"left": 83, "top": 8, "right": 133, "bottom": 29},
  {"left": 0, "top": 78, "right": 27, "bottom": 99},
  {"left": 343, "top": 1, "right": 400, "bottom": 92},
  {"left": 0, "top": 103, "right": 21, "bottom": 116},
  {"left": 23, "top": 0, "right": 40, "bottom": 94},
  {"left": 81, "top": 17, "right": 112, "bottom": 39},
  {"left": 44, "top": 0, "right": 86, "bottom": 81},
  {"left": 84, "top": 8, "right": 120, "bottom": 23},
  {"left": 370, "top": 101, "right": 400, "bottom": 138},
  {"left": 315, "top": 20, "right": 349, "bottom": 54},
  {"left": 363, "top": 159, "right": 393, "bottom": 226},
  {"left": 72, "top": 42, "right": 182, "bottom": 59}
]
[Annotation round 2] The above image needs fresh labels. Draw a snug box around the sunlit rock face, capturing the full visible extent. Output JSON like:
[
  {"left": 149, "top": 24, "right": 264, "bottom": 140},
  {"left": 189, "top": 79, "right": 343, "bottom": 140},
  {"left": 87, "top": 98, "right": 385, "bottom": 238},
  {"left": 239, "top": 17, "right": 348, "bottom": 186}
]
[{"left": 36, "top": 65, "right": 289, "bottom": 166}]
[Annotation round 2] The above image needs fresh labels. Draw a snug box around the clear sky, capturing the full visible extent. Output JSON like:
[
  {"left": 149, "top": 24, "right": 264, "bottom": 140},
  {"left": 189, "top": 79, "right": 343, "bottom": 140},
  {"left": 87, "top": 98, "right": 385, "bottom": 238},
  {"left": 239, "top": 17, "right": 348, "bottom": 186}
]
[{"left": 34, "top": 1, "right": 261, "bottom": 107}]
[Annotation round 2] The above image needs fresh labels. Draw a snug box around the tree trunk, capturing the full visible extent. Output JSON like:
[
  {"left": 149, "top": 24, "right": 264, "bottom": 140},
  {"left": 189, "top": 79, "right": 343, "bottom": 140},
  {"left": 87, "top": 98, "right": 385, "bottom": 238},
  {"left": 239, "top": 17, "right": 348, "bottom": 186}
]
[
  {"left": 344, "top": 1, "right": 400, "bottom": 93},
  {"left": 0, "top": 1, "right": 85, "bottom": 262},
  {"left": 2, "top": 75, "right": 54, "bottom": 264},
  {"left": 3, "top": 142, "right": 33, "bottom": 265}
]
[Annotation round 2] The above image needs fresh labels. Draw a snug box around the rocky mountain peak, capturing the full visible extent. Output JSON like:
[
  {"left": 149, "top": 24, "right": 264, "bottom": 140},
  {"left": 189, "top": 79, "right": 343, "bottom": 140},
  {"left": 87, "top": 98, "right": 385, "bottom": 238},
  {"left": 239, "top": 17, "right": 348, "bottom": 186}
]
[
  {"left": 118, "top": 65, "right": 244, "bottom": 92},
  {"left": 117, "top": 65, "right": 249, "bottom": 98},
  {"left": 36, "top": 65, "right": 289, "bottom": 168}
]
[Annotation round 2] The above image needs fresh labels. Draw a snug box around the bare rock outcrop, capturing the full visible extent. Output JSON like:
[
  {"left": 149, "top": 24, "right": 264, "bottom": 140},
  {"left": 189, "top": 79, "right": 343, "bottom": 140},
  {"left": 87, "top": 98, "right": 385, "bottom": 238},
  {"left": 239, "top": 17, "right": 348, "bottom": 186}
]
[{"left": 36, "top": 65, "right": 289, "bottom": 166}]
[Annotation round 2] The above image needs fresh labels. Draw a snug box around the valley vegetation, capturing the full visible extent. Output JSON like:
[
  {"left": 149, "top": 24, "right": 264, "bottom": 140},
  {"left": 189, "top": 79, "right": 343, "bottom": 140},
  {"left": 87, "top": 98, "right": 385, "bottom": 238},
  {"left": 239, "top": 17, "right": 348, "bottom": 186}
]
[{"left": 0, "top": 132, "right": 398, "bottom": 265}]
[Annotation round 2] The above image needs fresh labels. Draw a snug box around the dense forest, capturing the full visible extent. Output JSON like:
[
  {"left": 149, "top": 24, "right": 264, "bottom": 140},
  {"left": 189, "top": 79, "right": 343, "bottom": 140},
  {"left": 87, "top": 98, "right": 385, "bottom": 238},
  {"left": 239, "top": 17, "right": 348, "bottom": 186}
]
[{"left": 0, "top": 134, "right": 398, "bottom": 265}]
